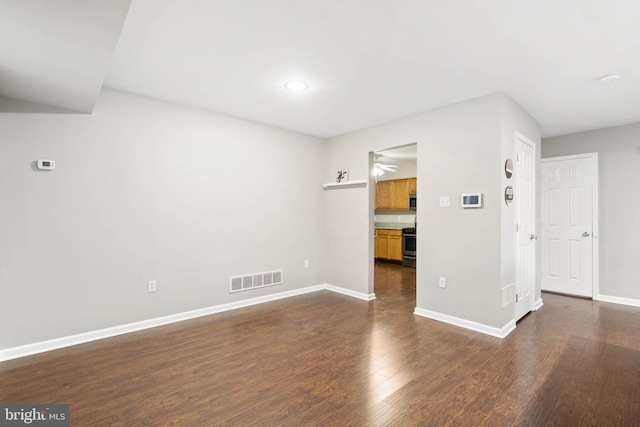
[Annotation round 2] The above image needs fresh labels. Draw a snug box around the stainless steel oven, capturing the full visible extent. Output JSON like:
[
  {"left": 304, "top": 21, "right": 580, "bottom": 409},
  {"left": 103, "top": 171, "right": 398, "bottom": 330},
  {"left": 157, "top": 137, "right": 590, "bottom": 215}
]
[{"left": 402, "top": 227, "right": 416, "bottom": 267}]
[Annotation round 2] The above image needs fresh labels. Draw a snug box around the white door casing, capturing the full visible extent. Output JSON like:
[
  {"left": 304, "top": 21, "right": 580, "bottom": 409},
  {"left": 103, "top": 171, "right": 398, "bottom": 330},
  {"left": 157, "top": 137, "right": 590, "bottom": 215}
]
[
  {"left": 514, "top": 134, "right": 536, "bottom": 321},
  {"left": 540, "top": 154, "right": 598, "bottom": 297}
]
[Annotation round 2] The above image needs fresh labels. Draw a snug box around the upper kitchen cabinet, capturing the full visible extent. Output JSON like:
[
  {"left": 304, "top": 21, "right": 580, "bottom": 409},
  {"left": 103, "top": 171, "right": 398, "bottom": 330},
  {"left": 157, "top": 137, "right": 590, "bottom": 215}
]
[
  {"left": 375, "top": 181, "right": 392, "bottom": 209},
  {"left": 409, "top": 178, "right": 417, "bottom": 194},
  {"left": 391, "top": 179, "right": 410, "bottom": 209},
  {"left": 375, "top": 178, "right": 415, "bottom": 210}
]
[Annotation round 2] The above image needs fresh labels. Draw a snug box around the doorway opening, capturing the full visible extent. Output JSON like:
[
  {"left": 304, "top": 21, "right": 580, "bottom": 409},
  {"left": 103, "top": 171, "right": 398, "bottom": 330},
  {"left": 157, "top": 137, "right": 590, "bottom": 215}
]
[{"left": 370, "top": 143, "right": 417, "bottom": 305}]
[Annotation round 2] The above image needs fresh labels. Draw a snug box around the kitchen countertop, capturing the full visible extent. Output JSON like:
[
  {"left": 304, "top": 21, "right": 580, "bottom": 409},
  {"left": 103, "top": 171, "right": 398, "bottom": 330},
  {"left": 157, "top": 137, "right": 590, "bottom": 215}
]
[{"left": 374, "top": 222, "right": 413, "bottom": 230}]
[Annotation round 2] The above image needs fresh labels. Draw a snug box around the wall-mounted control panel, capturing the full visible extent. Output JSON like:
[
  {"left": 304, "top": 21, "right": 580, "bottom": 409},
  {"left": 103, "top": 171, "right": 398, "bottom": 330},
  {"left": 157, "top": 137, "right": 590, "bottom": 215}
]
[
  {"left": 37, "top": 160, "right": 56, "bottom": 171},
  {"left": 461, "top": 193, "right": 483, "bottom": 208}
]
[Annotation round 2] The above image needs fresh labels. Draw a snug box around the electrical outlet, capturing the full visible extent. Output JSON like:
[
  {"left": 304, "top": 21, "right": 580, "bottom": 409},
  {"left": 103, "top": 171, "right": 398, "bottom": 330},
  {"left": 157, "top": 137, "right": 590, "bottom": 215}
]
[
  {"left": 148, "top": 280, "right": 157, "bottom": 293},
  {"left": 439, "top": 196, "right": 450, "bottom": 207},
  {"left": 439, "top": 277, "right": 446, "bottom": 288},
  {"left": 304, "top": 260, "right": 310, "bottom": 269}
]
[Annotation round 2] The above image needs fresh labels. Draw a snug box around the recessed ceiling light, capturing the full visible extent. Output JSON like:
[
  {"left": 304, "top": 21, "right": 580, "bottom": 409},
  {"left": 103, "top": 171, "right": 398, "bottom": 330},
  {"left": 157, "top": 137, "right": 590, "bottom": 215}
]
[
  {"left": 598, "top": 72, "right": 620, "bottom": 83},
  {"left": 285, "top": 80, "right": 308, "bottom": 91}
]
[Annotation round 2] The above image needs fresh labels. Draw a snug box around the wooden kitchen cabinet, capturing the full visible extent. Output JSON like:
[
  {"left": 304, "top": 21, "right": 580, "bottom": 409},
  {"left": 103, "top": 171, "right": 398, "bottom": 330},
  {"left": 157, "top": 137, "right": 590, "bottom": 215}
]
[
  {"left": 375, "top": 229, "right": 403, "bottom": 261},
  {"left": 409, "top": 177, "right": 417, "bottom": 194},
  {"left": 374, "top": 229, "right": 388, "bottom": 259},
  {"left": 388, "top": 233, "right": 403, "bottom": 261},
  {"left": 375, "top": 177, "right": 415, "bottom": 210},
  {"left": 391, "top": 179, "right": 409, "bottom": 209},
  {"left": 375, "top": 181, "right": 392, "bottom": 210}
]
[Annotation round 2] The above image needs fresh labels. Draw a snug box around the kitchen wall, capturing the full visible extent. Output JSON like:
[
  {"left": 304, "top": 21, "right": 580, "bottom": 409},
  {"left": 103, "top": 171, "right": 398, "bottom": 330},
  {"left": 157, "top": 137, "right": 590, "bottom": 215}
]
[
  {"left": 375, "top": 157, "right": 417, "bottom": 181},
  {"left": 542, "top": 122, "right": 640, "bottom": 302},
  {"left": 374, "top": 214, "right": 415, "bottom": 225},
  {"left": 323, "top": 93, "right": 540, "bottom": 332},
  {"left": 0, "top": 88, "right": 325, "bottom": 350},
  {"left": 374, "top": 153, "right": 417, "bottom": 218}
]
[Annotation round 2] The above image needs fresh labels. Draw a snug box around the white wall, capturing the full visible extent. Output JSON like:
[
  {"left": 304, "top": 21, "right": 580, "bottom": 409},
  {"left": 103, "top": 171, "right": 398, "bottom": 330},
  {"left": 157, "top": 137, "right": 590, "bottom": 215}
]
[
  {"left": 542, "top": 122, "right": 640, "bottom": 301},
  {"left": 323, "top": 93, "right": 540, "bottom": 331},
  {"left": 0, "top": 88, "right": 325, "bottom": 349},
  {"left": 0, "top": 88, "right": 543, "bottom": 351}
]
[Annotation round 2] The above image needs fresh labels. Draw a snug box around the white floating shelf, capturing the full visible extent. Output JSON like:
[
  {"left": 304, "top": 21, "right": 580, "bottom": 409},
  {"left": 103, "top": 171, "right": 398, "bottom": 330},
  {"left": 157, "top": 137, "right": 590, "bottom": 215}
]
[{"left": 322, "top": 179, "right": 368, "bottom": 190}]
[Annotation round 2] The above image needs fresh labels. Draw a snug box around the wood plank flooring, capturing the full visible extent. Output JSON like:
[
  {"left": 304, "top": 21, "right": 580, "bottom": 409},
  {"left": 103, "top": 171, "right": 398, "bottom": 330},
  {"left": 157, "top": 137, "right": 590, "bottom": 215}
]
[{"left": 2, "top": 262, "right": 640, "bottom": 425}]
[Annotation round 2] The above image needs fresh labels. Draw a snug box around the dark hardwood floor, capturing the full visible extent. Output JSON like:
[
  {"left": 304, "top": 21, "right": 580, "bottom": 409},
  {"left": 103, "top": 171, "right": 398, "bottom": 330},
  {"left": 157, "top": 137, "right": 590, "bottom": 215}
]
[{"left": 2, "top": 262, "right": 639, "bottom": 426}]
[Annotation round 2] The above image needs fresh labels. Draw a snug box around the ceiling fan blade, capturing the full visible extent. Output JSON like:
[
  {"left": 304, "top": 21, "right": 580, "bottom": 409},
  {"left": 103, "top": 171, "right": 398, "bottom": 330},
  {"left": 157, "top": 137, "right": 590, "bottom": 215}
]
[{"left": 379, "top": 165, "right": 398, "bottom": 172}]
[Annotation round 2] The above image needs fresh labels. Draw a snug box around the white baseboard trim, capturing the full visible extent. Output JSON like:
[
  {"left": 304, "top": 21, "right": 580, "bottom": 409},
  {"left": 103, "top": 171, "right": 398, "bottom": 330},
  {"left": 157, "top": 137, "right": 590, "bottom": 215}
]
[
  {"left": 595, "top": 294, "right": 640, "bottom": 308},
  {"left": 413, "top": 307, "right": 516, "bottom": 339},
  {"left": 534, "top": 298, "right": 544, "bottom": 311},
  {"left": 323, "top": 284, "right": 376, "bottom": 301},
  {"left": 0, "top": 283, "right": 369, "bottom": 362}
]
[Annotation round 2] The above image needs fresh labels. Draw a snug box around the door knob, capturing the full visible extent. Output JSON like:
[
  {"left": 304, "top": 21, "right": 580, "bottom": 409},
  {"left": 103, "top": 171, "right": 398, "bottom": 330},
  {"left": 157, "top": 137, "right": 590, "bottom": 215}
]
[
  {"left": 582, "top": 232, "right": 590, "bottom": 237},
  {"left": 530, "top": 234, "right": 538, "bottom": 240}
]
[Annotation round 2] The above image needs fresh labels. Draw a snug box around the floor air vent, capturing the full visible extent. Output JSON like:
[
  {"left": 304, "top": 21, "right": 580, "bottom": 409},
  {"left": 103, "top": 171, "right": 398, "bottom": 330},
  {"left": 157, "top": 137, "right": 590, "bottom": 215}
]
[{"left": 230, "top": 269, "right": 283, "bottom": 293}]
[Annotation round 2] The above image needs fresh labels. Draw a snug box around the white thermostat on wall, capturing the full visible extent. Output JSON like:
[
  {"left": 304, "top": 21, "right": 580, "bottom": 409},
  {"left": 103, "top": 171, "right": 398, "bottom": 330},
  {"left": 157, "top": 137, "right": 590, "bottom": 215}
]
[
  {"left": 461, "top": 193, "right": 483, "bottom": 208},
  {"left": 37, "top": 160, "right": 56, "bottom": 171}
]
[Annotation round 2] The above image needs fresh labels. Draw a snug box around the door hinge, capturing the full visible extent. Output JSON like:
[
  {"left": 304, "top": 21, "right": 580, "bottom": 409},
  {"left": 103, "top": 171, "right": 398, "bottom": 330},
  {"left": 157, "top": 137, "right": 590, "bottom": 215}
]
[
  {"left": 516, "top": 223, "right": 519, "bottom": 232},
  {"left": 515, "top": 294, "right": 519, "bottom": 302}
]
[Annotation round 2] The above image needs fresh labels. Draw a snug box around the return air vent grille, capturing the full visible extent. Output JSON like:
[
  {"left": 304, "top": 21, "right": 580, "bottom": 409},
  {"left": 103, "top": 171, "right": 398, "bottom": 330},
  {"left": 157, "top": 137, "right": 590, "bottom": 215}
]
[{"left": 230, "top": 269, "right": 284, "bottom": 293}]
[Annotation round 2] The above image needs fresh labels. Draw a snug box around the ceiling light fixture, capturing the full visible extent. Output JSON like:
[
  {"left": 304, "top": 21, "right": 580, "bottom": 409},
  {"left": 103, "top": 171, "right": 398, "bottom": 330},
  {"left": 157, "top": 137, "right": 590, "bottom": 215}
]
[
  {"left": 598, "top": 72, "right": 620, "bottom": 83},
  {"left": 373, "top": 166, "right": 385, "bottom": 177},
  {"left": 285, "top": 80, "right": 308, "bottom": 91}
]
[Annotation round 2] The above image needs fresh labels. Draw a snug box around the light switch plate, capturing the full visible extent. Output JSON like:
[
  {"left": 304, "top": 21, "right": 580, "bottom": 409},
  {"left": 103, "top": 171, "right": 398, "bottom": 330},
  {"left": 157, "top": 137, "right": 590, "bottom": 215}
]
[{"left": 439, "top": 277, "right": 446, "bottom": 288}]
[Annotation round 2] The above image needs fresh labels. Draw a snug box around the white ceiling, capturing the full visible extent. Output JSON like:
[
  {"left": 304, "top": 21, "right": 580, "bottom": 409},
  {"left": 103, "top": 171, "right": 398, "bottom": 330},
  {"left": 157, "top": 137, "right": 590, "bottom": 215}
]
[
  {"left": 0, "top": 0, "right": 131, "bottom": 113},
  {"left": 3, "top": 0, "right": 640, "bottom": 139},
  {"left": 377, "top": 144, "right": 417, "bottom": 161}
]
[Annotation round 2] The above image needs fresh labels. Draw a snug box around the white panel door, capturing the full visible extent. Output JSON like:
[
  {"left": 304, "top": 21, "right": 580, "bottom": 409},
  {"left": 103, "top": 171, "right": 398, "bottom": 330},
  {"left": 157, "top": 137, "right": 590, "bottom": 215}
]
[
  {"left": 514, "top": 135, "right": 536, "bottom": 321},
  {"left": 540, "top": 156, "right": 593, "bottom": 296}
]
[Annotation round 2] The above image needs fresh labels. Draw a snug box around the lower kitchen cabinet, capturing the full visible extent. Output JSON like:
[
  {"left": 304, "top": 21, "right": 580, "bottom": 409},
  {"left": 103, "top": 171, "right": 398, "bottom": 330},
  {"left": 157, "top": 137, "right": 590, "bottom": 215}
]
[
  {"left": 388, "top": 234, "right": 402, "bottom": 261},
  {"left": 374, "top": 229, "right": 403, "bottom": 261}
]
